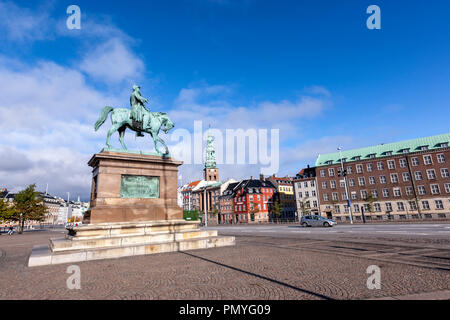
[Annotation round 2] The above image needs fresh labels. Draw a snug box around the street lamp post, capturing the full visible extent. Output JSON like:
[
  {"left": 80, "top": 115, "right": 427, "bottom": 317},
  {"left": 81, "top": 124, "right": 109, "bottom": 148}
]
[{"left": 338, "top": 147, "right": 353, "bottom": 224}]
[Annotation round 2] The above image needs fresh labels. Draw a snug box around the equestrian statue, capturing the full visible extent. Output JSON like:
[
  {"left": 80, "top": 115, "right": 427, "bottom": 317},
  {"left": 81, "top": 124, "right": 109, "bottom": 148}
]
[{"left": 94, "top": 85, "right": 175, "bottom": 155}]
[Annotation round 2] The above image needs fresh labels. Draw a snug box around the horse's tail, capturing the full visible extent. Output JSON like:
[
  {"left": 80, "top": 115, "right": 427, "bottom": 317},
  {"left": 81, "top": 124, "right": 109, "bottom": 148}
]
[{"left": 94, "top": 106, "right": 113, "bottom": 131}]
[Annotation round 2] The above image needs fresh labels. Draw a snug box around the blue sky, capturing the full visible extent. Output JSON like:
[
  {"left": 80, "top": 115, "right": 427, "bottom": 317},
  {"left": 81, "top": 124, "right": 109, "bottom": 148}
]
[{"left": 0, "top": 0, "right": 449, "bottom": 200}]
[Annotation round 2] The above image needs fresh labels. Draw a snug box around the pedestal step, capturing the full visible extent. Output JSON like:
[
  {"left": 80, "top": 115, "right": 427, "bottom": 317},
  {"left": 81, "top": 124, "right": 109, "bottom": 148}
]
[
  {"left": 29, "top": 235, "right": 235, "bottom": 267},
  {"left": 51, "top": 229, "right": 218, "bottom": 252}
]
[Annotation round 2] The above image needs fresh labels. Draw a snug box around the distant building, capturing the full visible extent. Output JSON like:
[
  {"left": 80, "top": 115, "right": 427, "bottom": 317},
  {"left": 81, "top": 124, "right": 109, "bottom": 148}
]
[
  {"left": 232, "top": 177, "right": 277, "bottom": 223},
  {"left": 315, "top": 133, "right": 450, "bottom": 221},
  {"left": 267, "top": 175, "right": 296, "bottom": 220},
  {"left": 294, "top": 166, "right": 320, "bottom": 216},
  {"left": 219, "top": 182, "right": 239, "bottom": 224}
]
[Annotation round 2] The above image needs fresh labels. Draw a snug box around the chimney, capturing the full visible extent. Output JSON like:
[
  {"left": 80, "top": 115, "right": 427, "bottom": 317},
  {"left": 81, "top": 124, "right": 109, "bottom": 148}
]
[
  {"left": 259, "top": 174, "right": 265, "bottom": 181},
  {"left": 250, "top": 176, "right": 253, "bottom": 180}
]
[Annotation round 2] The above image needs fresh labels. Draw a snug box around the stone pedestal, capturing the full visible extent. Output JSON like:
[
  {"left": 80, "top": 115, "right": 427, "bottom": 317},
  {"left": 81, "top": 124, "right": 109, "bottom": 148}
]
[
  {"left": 28, "top": 150, "right": 235, "bottom": 267},
  {"left": 84, "top": 150, "right": 183, "bottom": 224}
]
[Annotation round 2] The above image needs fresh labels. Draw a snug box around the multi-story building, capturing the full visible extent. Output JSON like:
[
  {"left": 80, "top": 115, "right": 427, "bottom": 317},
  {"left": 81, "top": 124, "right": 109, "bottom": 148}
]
[
  {"left": 294, "top": 166, "right": 320, "bottom": 216},
  {"left": 181, "top": 180, "right": 202, "bottom": 211},
  {"left": 267, "top": 175, "right": 296, "bottom": 220},
  {"left": 315, "top": 133, "right": 450, "bottom": 221},
  {"left": 232, "top": 177, "right": 276, "bottom": 223},
  {"left": 219, "top": 182, "right": 239, "bottom": 224}
]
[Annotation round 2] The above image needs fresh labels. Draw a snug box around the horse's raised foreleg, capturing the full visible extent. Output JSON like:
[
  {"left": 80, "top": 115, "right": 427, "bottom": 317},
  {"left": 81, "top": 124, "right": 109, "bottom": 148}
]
[
  {"left": 156, "top": 135, "right": 169, "bottom": 155},
  {"left": 118, "top": 126, "right": 127, "bottom": 150}
]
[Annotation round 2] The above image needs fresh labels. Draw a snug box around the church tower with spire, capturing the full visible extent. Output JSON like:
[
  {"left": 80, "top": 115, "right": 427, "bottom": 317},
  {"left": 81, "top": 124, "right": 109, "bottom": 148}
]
[{"left": 204, "top": 132, "right": 219, "bottom": 181}]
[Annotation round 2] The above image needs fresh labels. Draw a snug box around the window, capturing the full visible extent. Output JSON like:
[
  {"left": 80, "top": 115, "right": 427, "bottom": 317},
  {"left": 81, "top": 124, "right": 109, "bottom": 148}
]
[
  {"left": 379, "top": 175, "right": 387, "bottom": 184},
  {"left": 420, "top": 146, "right": 429, "bottom": 151},
  {"left": 431, "top": 184, "right": 440, "bottom": 195},
  {"left": 367, "top": 163, "right": 373, "bottom": 172},
  {"left": 360, "top": 190, "right": 368, "bottom": 199},
  {"left": 411, "top": 157, "right": 419, "bottom": 166},
  {"left": 393, "top": 187, "right": 401, "bottom": 197},
  {"left": 349, "top": 178, "right": 355, "bottom": 187},
  {"left": 422, "top": 201, "right": 430, "bottom": 210},
  {"left": 402, "top": 148, "right": 410, "bottom": 153},
  {"left": 382, "top": 188, "right": 389, "bottom": 197},
  {"left": 414, "top": 171, "right": 423, "bottom": 181},
  {"left": 322, "top": 182, "right": 327, "bottom": 189},
  {"left": 426, "top": 169, "right": 436, "bottom": 180},
  {"left": 385, "top": 151, "right": 393, "bottom": 156},
  {"left": 399, "top": 158, "right": 407, "bottom": 168},
  {"left": 334, "top": 205, "right": 340, "bottom": 214},
  {"left": 405, "top": 186, "right": 414, "bottom": 196},
  {"left": 313, "top": 201, "right": 318, "bottom": 208},
  {"left": 340, "top": 180, "right": 345, "bottom": 188},
  {"left": 371, "top": 190, "right": 378, "bottom": 198},
  {"left": 369, "top": 176, "right": 376, "bottom": 185},
  {"left": 441, "top": 168, "right": 449, "bottom": 178},
  {"left": 328, "top": 168, "right": 335, "bottom": 177},
  {"left": 386, "top": 202, "right": 393, "bottom": 212},
  {"left": 358, "top": 177, "right": 365, "bottom": 186},
  {"left": 387, "top": 160, "right": 395, "bottom": 169},
  {"left": 304, "top": 181, "right": 308, "bottom": 187},
  {"left": 397, "top": 202, "right": 405, "bottom": 211},
  {"left": 356, "top": 164, "right": 363, "bottom": 173},
  {"left": 437, "top": 154, "right": 445, "bottom": 163},
  {"left": 305, "top": 191, "right": 309, "bottom": 197},
  {"left": 330, "top": 180, "right": 336, "bottom": 189},
  {"left": 353, "top": 204, "right": 360, "bottom": 212},
  {"left": 435, "top": 200, "right": 444, "bottom": 210},
  {"left": 377, "top": 162, "right": 384, "bottom": 170},
  {"left": 423, "top": 155, "right": 433, "bottom": 165},
  {"left": 346, "top": 166, "right": 353, "bottom": 174},
  {"left": 441, "top": 143, "right": 449, "bottom": 148},
  {"left": 402, "top": 172, "right": 410, "bottom": 182},
  {"left": 312, "top": 190, "right": 316, "bottom": 196},
  {"left": 320, "top": 170, "right": 325, "bottom": 177},
  {"left": 342, "top": 192, "right": 348, "bottom": 200},
  {"left": 311, "top": 180, "right": 315, "bottom": 187},
  {"left": 445, "top": 183, "right": 450, "bottom": 193},
  {"left": 374, "top": 203, "right": 381, "bottom": 212},
  {"left": 323, "top": 194, "right": 329, "bottom": 201},
  {"left": 332, "top": 192, "right": 338, "bottom": 201},
  {"left": 390, "top": 173, "right": 399, "bottom": 183},
  {"left": 418, "top": 185, "right": 426, "bottom": 195},
  {"left": 409, "top": 201, "right": 417, "bottom": 211}
]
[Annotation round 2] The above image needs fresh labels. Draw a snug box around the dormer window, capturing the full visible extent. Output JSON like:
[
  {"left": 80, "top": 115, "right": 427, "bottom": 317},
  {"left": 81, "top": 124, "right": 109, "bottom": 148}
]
[
  {"left": 402, "top": 148, "right": 410, "bottom": 153},
  {"left": 369, "top": 154, "right": 376, "bottom": 158},
  {"left": 420, "top": 146, "right": 429, "bottom": 151},
  {"left": 354, "top": 156, "right": 361, "bottom": 161},
  {"left": 385, "top": 151, "right": 392, "bottom": 156},
  {"left": 441, "top": 143, "right": 448, "bottom": 148},
  {"left": 326, "top": 160, "right": 333, "bottom": 165}
]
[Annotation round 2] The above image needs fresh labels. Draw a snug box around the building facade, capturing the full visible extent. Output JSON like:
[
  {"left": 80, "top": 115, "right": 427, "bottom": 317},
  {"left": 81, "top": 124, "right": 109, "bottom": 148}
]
[
  {"left": 267, "top": 175, "right": 296, "bottom": 220},
  {"left": 232, "top": 178, "right": 277, "bottom": 223},
  {"left": 294, "top": 166, "right": 320, "bottom": 216},
  {"left": 315, "top": 133, "right": 450, "bottom": 221}
]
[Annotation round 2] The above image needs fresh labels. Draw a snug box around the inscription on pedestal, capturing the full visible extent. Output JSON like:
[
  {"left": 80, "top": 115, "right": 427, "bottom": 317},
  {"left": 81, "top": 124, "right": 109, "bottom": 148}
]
[{"left": 120, "top": 175, "right": 160, "bottom": 199}]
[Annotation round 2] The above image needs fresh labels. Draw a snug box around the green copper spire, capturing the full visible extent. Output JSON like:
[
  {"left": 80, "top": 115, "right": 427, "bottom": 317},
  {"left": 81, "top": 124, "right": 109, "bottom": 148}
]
[{"left": 205, "top": 132, "right": 217, "bottom": 169}]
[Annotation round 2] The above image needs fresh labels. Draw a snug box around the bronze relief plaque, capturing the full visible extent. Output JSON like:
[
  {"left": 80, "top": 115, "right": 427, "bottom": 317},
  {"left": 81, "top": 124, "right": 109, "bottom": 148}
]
[{"left": 120, "top": 175, "right": 160, "bottom": 199}]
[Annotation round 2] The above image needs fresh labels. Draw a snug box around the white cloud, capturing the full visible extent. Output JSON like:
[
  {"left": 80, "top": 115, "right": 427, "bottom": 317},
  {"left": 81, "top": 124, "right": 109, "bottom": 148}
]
[{"left": 79, "top": 38, "right": 145, "bottom": 84}]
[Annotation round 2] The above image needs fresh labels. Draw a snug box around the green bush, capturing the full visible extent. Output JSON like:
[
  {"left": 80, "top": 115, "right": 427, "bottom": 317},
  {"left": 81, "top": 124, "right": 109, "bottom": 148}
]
[{"left": 183, "top": 210, "right": 200, "bottom": 221}]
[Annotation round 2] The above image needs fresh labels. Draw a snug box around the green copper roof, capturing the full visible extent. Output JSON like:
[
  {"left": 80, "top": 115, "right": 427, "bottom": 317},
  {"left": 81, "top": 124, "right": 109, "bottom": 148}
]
[{"left": 315, "top": 133, "right": 450, "bottom": 167}]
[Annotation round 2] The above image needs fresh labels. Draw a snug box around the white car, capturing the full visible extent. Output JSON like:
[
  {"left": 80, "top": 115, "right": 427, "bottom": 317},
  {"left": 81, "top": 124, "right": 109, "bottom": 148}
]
[{"left": 301, "top": 215, "right": 337, "bottom": 227}]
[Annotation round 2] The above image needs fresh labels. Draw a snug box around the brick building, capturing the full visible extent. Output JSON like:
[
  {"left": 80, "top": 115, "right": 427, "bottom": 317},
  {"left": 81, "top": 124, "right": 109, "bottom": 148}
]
[
  {"left": 315, "top": 133, "right": 450, "bottom": 221},
  {"left": 232, "top": 177, "right": 276, "bottom": 223},
  {"left": 218, "top": 182, "right": 239, "bottom": 224}
]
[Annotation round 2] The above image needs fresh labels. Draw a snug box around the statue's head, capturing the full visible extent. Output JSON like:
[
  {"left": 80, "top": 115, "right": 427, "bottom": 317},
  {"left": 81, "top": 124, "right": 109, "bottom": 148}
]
[{"left": 132, "top": 84, "right": 140, "bottom": 92}]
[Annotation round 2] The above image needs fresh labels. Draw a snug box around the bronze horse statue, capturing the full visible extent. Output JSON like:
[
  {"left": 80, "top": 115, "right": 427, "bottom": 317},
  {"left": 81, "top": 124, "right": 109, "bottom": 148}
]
[{"left": 94, "top": 106, "right": 175, "bottom": 155}]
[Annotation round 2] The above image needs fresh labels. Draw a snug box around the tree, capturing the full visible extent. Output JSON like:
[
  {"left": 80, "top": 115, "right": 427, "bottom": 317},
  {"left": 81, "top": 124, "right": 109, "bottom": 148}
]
[
  {"left": 300, "top": 201, "right": 311, "bottom": 216},
  {"left": 364, "top": 194, "right": 376, "bottom": 214},
  {"left": 272, "top": 200, "right": 282, "bottom": 220},
  {"left": 250, "top": 202, "right": 260, "bottom": 222},
  {"left": 0, "top": 197, "right": 15, "bottom": 222},
  {"left": 13, "top": 184, "right": 48, "bottom": 234}
]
